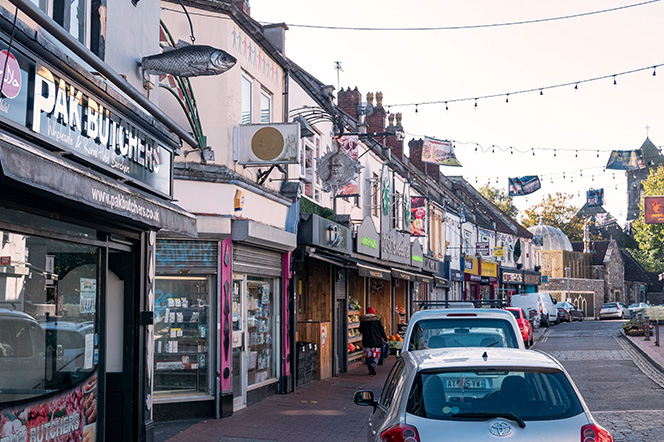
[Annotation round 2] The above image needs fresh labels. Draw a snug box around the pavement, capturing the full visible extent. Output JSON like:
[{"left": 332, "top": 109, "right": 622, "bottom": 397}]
[{"left": 155, "top": 320, "right": 664, "bottom": 442}]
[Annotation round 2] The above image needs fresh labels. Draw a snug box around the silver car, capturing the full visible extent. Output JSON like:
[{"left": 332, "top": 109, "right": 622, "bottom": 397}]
[
  {"left": 599, "top": 302, "right": 631, "bottom": 320},
  {"left": 354, "top": 347, "right": 614, "bottom": 441}
]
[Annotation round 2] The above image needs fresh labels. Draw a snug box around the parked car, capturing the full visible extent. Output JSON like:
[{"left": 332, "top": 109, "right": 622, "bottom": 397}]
[
  {"left": 628, "top": 302, "right": 648, "bottom": 315},
  {"left": 401, "top": 309, "right": 525, "bottom": 354},
  {"left": 557, "top": 305, "right": 572, "bottom": 323},
  {"left": 599, "top": 302, "right": 631, "bottom": 320},
  {"left": 504, "top": 307, "right": 534, "bottom": 348},
  {"left": 511, "top": 292, "right": 558, "bottom": 327},
  {"left": 557, "top": 301, "right": 584, "bottom": 322},
  {"left": 354, "top": 347, "right": 614, "bottom": 442}
]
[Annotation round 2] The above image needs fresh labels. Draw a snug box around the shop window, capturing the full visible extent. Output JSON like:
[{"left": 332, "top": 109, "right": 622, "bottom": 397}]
[
  {"left": 154, "top": 276, "right": 212, "bottom": 397},
  {"left": 0, "top": 229, "right": 99, "bottom": 405},
  {"left": 247, "top": 277, "right": 276, "bottom": 386},
  {"left": 30, "top": 0, "right": 92, "bottom": 48}
]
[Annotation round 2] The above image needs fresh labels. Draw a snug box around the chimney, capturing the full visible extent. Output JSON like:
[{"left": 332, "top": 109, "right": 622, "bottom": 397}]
[
  {"left": 408, "top": 138, "right": 440, "bottom": 183},
  {"left": 231, "top": 0, "right": 250, "bottom": 15},
  {"left": 385, "top": 112, "right": 404, "bottom": 161},
  {"left": 337, "top": 87, "right": 361, "bottom": 120},
  {"left": 366, "top": 91, "right": 386, "bottom": 143},
  {"left": 262, "top": 23, "right": 288, "bottom": 55}
]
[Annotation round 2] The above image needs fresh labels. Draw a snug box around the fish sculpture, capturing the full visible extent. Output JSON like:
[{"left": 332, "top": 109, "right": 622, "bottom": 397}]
[{"left": 140, "top": 40, "right": 237, "bottom": 78}]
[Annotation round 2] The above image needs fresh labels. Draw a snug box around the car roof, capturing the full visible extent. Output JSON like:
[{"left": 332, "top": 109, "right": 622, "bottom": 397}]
[
  {"left": 407, "top": 347, "right": 563, "bottom": 372},
  {"left": 408, "top": 308, "right": 515, "bottom": 321},
  {"left": 0, "top": 308, "right": 38, "bottom": 322}
]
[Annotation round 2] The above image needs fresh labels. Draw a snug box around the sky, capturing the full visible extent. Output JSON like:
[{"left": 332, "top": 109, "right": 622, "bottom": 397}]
[{"left": 250, "top": 0, "right": 664, "bottom": 226}]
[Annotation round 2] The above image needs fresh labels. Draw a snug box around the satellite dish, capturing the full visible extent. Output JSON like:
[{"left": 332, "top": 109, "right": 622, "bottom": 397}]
[
  {"left": 357, "top": 102, "right": 374, "bottom": 117},
  {"left": 251, "top": 127, "right": 284, "bottom": 161}
]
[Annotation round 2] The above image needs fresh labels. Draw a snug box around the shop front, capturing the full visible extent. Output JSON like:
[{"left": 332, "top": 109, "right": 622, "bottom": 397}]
[
  {"left": 296, "top": 213, "right": 352, "bottom": 379},
  {"left": 0, "top": 23, "right": 196, "bottom": 442},
  {"left": 480, "top": 260, "right": 500, "bottom": 301},
  {"left": 523, "top": 270, "right": 541, "bottom": 293},
  {"left": 464, "top": 256, "right": 481, "bottom": 300},
  {"left": 501, "top": 268, "right": 524, "bottom": 302}
]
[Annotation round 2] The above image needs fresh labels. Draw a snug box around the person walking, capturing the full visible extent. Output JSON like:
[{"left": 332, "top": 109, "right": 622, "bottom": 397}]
[{"left": 359, "top": 307, "right": 388, "bottom": 375}]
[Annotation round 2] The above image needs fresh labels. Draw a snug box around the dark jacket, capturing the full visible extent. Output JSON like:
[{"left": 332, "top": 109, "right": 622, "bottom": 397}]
[{"left": 359, "top": 313, "right": 388, "bottom": 348}]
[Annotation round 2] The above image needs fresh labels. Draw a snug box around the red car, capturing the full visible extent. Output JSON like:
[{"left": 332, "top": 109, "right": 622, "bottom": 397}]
[{"left": 505, "top": 307, "right": 534, "bottom": 348}]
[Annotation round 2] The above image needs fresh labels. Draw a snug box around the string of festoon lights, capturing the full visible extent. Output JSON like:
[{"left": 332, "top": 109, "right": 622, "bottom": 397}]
[{"left": 385, "top": 62, "right": 663, "bottom": 113}]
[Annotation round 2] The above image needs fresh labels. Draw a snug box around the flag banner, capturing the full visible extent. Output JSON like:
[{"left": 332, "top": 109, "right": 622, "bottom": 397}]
[
  {"left": 605, "top": 150, "right": 644, "bottom": 170},
  {"left": 508, "top": 176, "right": 541, "bottom": 196},
  {"left": 594, "top": 212, "right": 617, "bottom": 227},
  {"left": 644, "top": 196, "right": 664, "bottom": 224},
  {"left": 586, "top": 188, "right": 604, "bottom": 207},
  {"left": 335, "top": 135, "right": 361, "bottom": 197},
  {"left": 421, "top": 137, "right": 462, "bottom": 166},
  {"left": 410, "top": 197, "right": 427, "bottom": 236}
]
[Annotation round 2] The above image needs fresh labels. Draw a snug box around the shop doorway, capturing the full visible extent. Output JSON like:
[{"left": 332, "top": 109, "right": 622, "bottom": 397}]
[{"left": 231, "top": 275, "right": 246, "bottom": 410}]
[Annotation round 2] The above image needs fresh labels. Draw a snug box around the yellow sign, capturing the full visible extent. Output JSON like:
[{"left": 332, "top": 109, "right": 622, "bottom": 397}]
[
  {"left": 481, "top": 261, "right": 498, "bottom": 278},
  {"left": 494, "top": 247, "right": 504, "bottom": 257}
]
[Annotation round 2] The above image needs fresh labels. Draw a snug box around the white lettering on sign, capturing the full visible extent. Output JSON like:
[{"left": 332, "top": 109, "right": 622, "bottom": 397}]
[{"left": 32, "top": 65, "right": 162, "bottom": 174}]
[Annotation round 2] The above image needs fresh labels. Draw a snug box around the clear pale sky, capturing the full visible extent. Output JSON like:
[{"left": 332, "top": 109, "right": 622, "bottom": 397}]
[{"left": 250, "top": 0, "right": 664, "bottom": 226}]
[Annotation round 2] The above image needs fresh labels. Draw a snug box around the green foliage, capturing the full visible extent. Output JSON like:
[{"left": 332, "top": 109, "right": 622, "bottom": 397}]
[
  {"left": 300, "top": 197, "right": 336, "bottom": 221},
  {"left": 478, "top": 184, "right": 519, "bottom": 218},
  {"left": 520, "top": 192, "right": 584, "bottom": 241},
  {"left": 630, "top": 165, "right": 664, "bottom": 270}
]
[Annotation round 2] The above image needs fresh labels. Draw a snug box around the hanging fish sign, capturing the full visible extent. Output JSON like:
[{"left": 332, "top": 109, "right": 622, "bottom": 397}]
[{"left": 140, "top": 40, "right": 237, "bottom": 79}]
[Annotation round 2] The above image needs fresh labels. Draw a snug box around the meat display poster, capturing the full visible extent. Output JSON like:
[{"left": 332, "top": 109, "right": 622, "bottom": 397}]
[{"left": 0, "top": 372, "right": 98, "bottom": 442}]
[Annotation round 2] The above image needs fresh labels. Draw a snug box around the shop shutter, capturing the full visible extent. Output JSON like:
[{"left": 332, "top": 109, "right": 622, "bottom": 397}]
[
  {"left": 156, "top": 239, "right": 219, "bottom": 273},
  {"left": 233, "top": 244, "right": 282, "bottom": 277}
]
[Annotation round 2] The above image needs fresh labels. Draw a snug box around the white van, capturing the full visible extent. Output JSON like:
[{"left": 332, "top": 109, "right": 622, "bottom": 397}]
[{"left": 511, "top": 292, "right": 559, "bottom": 327}]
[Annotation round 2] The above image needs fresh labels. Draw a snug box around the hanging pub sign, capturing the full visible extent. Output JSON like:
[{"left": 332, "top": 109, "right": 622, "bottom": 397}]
[
  {"left": 335, "top": 135, "right": 361, "bottom": 197},
  {"left": 421, "top": 137, "right": 462, "bottom": 166},
  {"left": 605, "top": 150, "right": 644, "bottom": 170},
  {"left": 586, "top": 188, "right": 604, "bottom": 207},
  {"left": 644, "top": 196, "right": 664, "bottom": 224},
  {"left": 508, "top": 176, "right": 541, "bottom": 196},
  {"left": 317, "top": 149, "right": 362, "bottom": 196},
  {"left": 0, "top": 37, "right": 176, "bottom": 196},
  {"left": 410, "top": 197, "right": 427, "bottom": 237}
]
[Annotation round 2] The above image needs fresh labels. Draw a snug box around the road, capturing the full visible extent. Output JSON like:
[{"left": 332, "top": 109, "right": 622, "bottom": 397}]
[{"left": 534, "top": 318, "right": 664, "bottom": 441}]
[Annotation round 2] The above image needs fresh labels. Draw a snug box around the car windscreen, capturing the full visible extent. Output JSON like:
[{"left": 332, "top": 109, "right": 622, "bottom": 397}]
[
  {"left": 407, "top": 369, "right": 584, "bottom": 421},
  {"left": 506, "top": 310, "right": 520, "bottom": 320},
  {"left": 602, "top": 303, "right": 617, "bottom": 309},
  {"left": 407, "top": 318, "right": 519, "bottom": 350}
]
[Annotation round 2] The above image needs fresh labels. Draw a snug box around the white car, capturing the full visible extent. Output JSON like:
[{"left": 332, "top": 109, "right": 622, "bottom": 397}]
[
  {"left": 627, "top": 302, "right": 648, "bottom": 315},
  {"left": 354, "top": 347, "right": 614, "bottom": 441},
  {"left": 599, "top": 302, "right": 631, "bottom": 320},
  {"left": 401, "top": 309, "right": 525, "bottom": 353}
]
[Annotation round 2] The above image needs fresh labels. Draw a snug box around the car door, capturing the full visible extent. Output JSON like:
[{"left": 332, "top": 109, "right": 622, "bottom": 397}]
[{"left": 369, "top": 358, "right": 406, "bottom": 441}]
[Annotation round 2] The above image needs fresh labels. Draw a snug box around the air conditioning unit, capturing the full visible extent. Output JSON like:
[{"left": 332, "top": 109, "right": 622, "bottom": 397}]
[{"left": 233, "top": 123, "right": 300, "bottom": 165}]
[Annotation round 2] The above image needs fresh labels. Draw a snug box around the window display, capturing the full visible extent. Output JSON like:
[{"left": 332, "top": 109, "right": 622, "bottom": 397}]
[
  {"left": 0, "top": 229, "right": 99, "bottom": 403},
  {"left": 246, "top": 277, "right": 275, "bottom": 386},
  {"left": 154, "top": 277, "right": 211, "bottom": 397}
]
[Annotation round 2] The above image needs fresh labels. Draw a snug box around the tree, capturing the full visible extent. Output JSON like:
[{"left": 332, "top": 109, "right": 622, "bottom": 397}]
[
  {"left": 479, "top": 184, "right": 519, "bottom": 218},
  {"left": 629, "top": 165, "right": 664, "bottom": 271},
  {"left": 520, "top": 192, "right": 585, "bottom": 241}
]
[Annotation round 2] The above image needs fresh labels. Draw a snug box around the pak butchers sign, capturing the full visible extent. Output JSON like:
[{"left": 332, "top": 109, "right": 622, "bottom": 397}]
[{"left": 0, "top": 40, "right": 174, "bottom": 196}]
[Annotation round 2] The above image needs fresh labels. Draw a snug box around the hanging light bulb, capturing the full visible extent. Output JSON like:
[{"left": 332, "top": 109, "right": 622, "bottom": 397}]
[
  {"left": 574, "top": 83, "right": 579, "bottom": 90},
  {"left": 554, "top": 149, "right": 557, "bottom": 157},
  {"left": 492, "top": 146, "right": 494, "bottom": 153},
  {"left": 563, "top": 172, "right": 565, "bottom": 179},
  {"left": 532, "top": 148, "right": 535, "bottom": 156},
  {"left": 415, "top": 104, "right": 418, "bottom": 113},
  {"left": 575, "top": 150, "right": 578, "bottom": 157},
  {"left": 475, "top": 145, "right": 478, "bottom": 152},
  {"left": 445, "top": 101, "right": 449, "bottom": 111},
  {"left": 474, "top": 99, "right": 478, "bottom": 108},
  {"left": 596, "top": 150, "right": 599, "bottom": 158},
  {"left": 505, "top": 94, "right": 509, "bottom": 103},
  {"left": 539, "top": 89, "right": 543, "bottom": 96},
  {"left": 580, "top": 170, "right": 583, "bottom": 177},
  {"left": 510, "top": 147, "right": 513, "bottom": 154},
  {"left": 613, "top": 75, "right": 617, "bottom": 85},
  {"left": 654, "top": 66, "right": 657, "bottom": 76}
]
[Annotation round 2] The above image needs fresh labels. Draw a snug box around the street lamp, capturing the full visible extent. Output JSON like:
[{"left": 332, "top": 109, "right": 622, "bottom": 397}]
[{"left": 565, "top": 267, "right": 571, "bottom": 302}]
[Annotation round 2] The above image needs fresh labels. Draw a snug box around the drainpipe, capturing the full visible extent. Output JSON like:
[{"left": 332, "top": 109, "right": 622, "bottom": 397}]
[{"left": 9, "top": 0, "right": 200, "bottom": 150}]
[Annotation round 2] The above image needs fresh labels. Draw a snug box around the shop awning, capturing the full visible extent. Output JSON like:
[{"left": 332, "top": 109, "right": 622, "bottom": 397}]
[
  {"left": 307, "top": 250, "right": 353, "bottom": 268},
  {"left": 435, "top": 277, "right": 450, "bottom": 287},
  {"left": 0, "top": 134, "right": 197, "bottom": 236},
  {"left": 357, "top": 263, "right": 392, "bottom": 280},
  {"left": 417, "top": 274, "right": 434, "bottom": 284},
  {"left": 391, "top": 269, "right": 419, "bottom": 281}
]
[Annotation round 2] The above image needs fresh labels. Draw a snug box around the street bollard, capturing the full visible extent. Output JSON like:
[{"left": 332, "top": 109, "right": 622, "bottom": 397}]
[
  {"left": 644, "top": 316, "right": 651, "bottom": 341},
  {"left": 656, "top": 320, "right": 660, "bottom": 347}
]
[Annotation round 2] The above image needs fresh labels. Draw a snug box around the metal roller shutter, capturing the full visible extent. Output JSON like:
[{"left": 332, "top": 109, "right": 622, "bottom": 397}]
[{"left": 233, "top": 244, "right": 282, "bottom": 277}]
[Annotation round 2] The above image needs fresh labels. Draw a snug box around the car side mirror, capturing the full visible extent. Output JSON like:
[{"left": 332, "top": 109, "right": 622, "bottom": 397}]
[{"left": 354, "top": 390, "right": 377, "bottom": 409}]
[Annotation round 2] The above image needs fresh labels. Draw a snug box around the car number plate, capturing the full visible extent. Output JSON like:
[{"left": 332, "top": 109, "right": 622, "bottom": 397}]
[{"left": 446, "top": 378, "right": 486, "bottom": 389}]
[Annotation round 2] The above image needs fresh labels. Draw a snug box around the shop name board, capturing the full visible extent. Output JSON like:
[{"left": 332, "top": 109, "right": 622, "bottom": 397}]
[
  {"left": 524, "top": 273, "right": 541, "bottom": 285},
  {"left": 502, "top": 271, "right": 523, "bottom": 283},
  {"left": 412, "top": 255, "right": 423, "bottom": 263},
  {"left": 381, "top": 230, "right": 410, "bottom": 265},
  {"left": 356, "top": 217, "right": 380, "bottom": 258},
  {"left": 31, "top": 64, "right": 171, "bottom": 195}
]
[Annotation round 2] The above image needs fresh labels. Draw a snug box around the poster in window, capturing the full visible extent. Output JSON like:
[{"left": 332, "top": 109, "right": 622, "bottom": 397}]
[{"left": 79, "top": 278, "right": 96, "bottom": 313}]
